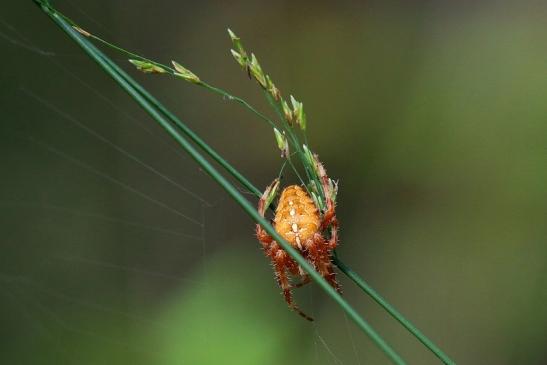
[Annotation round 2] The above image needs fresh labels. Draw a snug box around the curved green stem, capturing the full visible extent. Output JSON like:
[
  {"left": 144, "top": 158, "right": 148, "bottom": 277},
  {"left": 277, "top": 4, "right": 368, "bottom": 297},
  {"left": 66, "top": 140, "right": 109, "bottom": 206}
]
[
  {"left": 200, "top": 82, "right": 277, "bottom": 129},
  {"left": 60, "top": 16, "right": 281, "bottom": 132}
]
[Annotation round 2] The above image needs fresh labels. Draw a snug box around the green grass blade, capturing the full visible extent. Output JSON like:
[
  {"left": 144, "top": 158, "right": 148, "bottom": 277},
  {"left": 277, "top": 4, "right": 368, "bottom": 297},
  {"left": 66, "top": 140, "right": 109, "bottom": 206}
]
[
  {"left": 33, "top": 2, "right": 407, "bottom": 364},
  {"left": 334, "top": 255, "right": 456, "bottom": 365}
]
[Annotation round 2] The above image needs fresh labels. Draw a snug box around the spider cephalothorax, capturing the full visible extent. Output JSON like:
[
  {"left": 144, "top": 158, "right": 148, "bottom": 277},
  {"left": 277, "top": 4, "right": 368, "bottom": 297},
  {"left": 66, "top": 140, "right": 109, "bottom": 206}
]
[{"left": 256, "top": 161, "right": 340, "bottom": 321}]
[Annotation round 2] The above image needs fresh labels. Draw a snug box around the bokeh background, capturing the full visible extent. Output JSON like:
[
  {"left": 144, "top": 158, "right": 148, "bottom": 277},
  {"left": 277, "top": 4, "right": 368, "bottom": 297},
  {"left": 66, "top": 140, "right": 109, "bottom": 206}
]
[{"left": 1, "top": 1, "right": 546, "bottom": 364}]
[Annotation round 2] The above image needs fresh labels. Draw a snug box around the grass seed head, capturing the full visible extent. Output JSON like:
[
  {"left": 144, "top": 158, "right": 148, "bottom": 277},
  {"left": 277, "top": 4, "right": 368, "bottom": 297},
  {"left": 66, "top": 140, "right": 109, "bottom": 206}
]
[
  {"left": 249, "top": 53, "right": 267, "bottom": 88},
  {"left": 273, "top": 128, "right": 290, "bottom": 158},
  {"left": 129, "top": 59, "right": 167, "bottom": 74},
  {"left": 171, "top": 60, "right": 200, "bottom": 84},
  {"left": 266, "top": 75, "right": 281, "bottom": 101},
  {"left": 281, "top": 99, "right": 294, "bottom": 125},
  {"left": 72, "top": 26, "right": 91, "bottom": 37}
]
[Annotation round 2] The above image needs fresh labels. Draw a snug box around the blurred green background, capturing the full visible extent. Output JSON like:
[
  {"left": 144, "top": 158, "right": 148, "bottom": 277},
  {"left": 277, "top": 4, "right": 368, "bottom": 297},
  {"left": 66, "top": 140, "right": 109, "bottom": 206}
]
[{"left": 1, "top": 1, "right": 546, "bottom": 364}]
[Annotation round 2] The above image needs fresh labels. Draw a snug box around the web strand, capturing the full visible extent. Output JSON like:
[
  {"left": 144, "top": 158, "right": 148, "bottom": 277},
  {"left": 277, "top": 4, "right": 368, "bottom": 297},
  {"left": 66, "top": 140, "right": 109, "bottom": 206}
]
[
  {"left": 21, "top": 87, "right": 211, "bottom": 207},
  {"left": 27, "top": 136, "right": 203, "bottom": 226}
]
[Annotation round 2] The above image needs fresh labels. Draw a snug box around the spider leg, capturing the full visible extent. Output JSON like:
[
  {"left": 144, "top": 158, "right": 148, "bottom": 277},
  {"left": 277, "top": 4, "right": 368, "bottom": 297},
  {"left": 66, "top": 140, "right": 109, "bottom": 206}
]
[
  {"left": 256, "top": 179, "right": 281, "bottom": 250},
  {"left": 286, "top": 259, "right": 309, "bottom": 288},
  {"left": 324, "top": 216, "right": 341, "bottom": 293},
  {"left": 320, "top": 201, "right": 337, "bottom": 231},
  {"left": 326, "top": 218, "right": 338, "bottom": 250},
  {"left": 315, "top": 159, "right": 330, "bottom": 211},
  {"left": 294, "top": 274, "right": 311, "bottom": 288},
  {"left": 271, "top": 247, "right": 314, "bottom": 321},
  {"left": 324, "top": 264, "right": 342, "bottom": 294},
  {"left": 314, "top": 157, "right": 338, "bottom": 232},
  {"left": 257, "top": 178, "right": 280, "bottom": 217},
  {"left": 306, "top": 234, "right": 342, "bottom": 294},
  {"left": 256, "top": 224, "right": 274, "bottom": 251}
]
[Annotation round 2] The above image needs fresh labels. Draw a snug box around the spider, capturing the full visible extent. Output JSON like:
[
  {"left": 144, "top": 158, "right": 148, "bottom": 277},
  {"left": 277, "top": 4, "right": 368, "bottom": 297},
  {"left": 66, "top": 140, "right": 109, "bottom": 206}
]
[{"left": 255, "top": 160, "right": 340, "bottom": 321}]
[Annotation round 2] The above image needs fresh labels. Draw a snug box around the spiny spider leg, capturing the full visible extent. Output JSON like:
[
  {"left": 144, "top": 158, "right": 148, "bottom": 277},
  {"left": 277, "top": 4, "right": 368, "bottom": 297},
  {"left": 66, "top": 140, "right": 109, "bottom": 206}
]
[{"left": 272, "top": 248, "right": 314, "bottom": 321}]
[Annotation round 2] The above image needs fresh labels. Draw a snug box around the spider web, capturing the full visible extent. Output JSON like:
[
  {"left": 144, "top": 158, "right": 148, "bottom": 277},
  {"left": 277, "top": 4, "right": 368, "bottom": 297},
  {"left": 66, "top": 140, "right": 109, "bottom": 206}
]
[{"left": 0, "top": 2, "right": 367, "bottom": 364}]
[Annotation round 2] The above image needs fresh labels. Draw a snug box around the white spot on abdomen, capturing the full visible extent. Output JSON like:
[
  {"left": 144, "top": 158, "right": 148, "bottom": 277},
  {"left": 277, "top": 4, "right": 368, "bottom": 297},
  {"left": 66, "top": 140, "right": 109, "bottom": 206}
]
[{"left": 295, "top": 236, "right": 302, "bottom": 249}]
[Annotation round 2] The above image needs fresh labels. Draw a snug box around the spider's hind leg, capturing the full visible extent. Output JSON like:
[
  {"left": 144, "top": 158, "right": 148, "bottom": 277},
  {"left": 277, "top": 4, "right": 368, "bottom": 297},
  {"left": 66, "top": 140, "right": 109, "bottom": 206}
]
[
  {"left": 294, "top": 274, "right": 311, "bottom": 288},
  {"left": 325, "top": 266, "right": 342, "bottom": 294},
  {"left": 272, "top": 248, "right": 314, "bottom": 321}
]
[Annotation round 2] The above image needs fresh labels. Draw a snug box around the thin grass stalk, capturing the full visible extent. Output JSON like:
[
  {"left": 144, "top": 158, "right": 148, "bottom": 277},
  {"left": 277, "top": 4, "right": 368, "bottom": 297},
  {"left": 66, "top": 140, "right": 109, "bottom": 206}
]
[
  {"left": 333, "top": 254, "right": 456, "bottom": 365},
  {"left": 65, "top": 11, "right": 313, "bottom": 190},
  {"left": 63, "top": 16, "right": 280, "bottom": 131},
  {"left": 57, "top": 8, "right": 312, "bottom": 193},
  {"left": 33, "top": 2, "right": 407, "bottom": 364}
]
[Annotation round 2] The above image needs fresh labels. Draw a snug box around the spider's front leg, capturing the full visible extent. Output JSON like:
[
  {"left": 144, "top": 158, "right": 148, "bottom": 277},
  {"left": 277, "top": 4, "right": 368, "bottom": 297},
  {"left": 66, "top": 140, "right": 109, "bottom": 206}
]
[
  {"left": 255, "top": 178, "right": 280, "bottom": 250},
  {"left": 315, "top": 159, "right": 338, "bottom": 233},
  {"left": 320, "top": 200, "right": 337, "bottom": 230},
  {"left": 256, "top": 224, "right": 273, "bottom": 251},
  {"left": 317, "top": 204, "right": 341, "bottom": 292},
  {"left": 257, "top": 178, "right": 280, "bottom": 217}
]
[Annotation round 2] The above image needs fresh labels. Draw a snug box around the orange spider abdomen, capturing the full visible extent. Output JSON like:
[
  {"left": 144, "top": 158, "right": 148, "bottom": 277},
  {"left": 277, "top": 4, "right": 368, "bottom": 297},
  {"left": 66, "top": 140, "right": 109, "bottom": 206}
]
[{"left": 274, "top": 185, "right": 320, "bottom": 249}]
